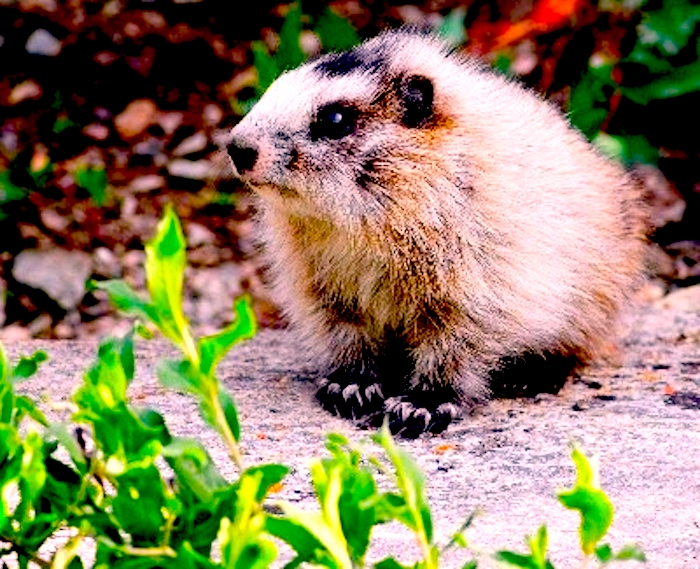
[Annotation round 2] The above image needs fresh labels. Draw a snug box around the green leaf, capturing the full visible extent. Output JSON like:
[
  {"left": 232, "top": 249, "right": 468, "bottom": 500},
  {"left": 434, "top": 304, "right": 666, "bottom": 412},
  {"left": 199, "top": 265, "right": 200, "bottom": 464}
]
[
  {"left": 252, "top": 42, "right": 279, "bottom": 94},
  {"left": 265, "top": 516, "right": 332, "bottom": 568},
  {"left": 144, "top": 204, "right": 194, "bottom": 357},
  {"left": 94, "top": 279, "right": 158, "bottom": 324},
  {"left": 0, "top": 169, "right": 29, "bottom": 206},
  {"left": 622, "top": 59, "right": 700, "bottom": 104},
  {"left": 157, "top": 358, "right": 204, "bottom": 396},
  {"left": 18, "top": 432, "right": 47, "bottom": 514},
  {"left": 557, "top": 446, "right": 614, "bottom": 556},
  {"left": 374, "top": 558, "right": 411, "bottom": 569},
  {"left": 198, "top": 296, "right": 257, "bottom": 378},
  {"left": 112, "top": 464, "right": 171, "bottom": 545},
  {"left": 373, "top": 424, "right": 433, "bottom": 542},
  {"left": 314, "top": 7, "right": 361, "bottom": 52},
  {"left": 494, "top": 550, "right": 540, "bottom": 569},
  {"left": 75, "top": 165, "right": 108, "bottom": 206},
  {"left": 11, "top": 350, "right": 48, "bottom": 382},
  {"left": 494, "top": 526, "right": 553, "bottom": 569},
  {"left": 595, "top": 543, "right": 613, "bottom": 562},
  {"left": 279, "top": 464, "right": 353, "bottom": 569},
  {"left": 569, "top": 63, "right": 616, "bottom": 140},
  {"left": 613, "top": 544, "right": 646, "bottom": 562},
  {"left": 163, "top": 437, "right": 229, "bottom": 504},
  {"left": 218, "top": 472, "right": 279, "bottom": 568},
  {"left": 636, "top": 2, "right": 700, "bottom": 56},
  {"left": 14, "top": 396, "right": 49, "bottom": 427},
  {"left": 276, "top": 3, "right": 305, "bottom": 72},
  {"left": 50, "top": 423, "right": 88, "bottom": 472},
  {"left": 438, "top": 7, "right": 468, "bottom": 46}
]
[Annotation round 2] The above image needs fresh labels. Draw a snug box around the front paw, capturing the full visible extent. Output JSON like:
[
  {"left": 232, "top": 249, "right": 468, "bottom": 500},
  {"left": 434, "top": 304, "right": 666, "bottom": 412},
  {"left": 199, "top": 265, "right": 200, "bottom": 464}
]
[
  {"left": 379, "top": 397, "right": 460, "bottom": 438},
  {"left": 316, "top": 375, "right": 385, "bottom": 420}
]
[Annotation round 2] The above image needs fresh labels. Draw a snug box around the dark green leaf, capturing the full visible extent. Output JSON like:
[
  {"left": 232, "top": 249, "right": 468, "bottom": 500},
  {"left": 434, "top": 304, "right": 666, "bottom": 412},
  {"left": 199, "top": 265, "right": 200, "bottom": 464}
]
[
  {"left": 163, "top": 438, "right": 229, "bottom": 504},
  {"left": 0, "top": 170, "right": 28, "bottom": 206},
  {"left": 622, "top": 60, "right": 700, "bottom": 104},
  {"left": 374, "top": 558, "right": 411, "bottom": 569},
  {"left": 276, "top": 3, "right": 305, "bottom": 72},
  {"left": 569, "top": 63, "right": 616, "bottom": 139},
  {"left": 11, "top": 351, "right": 48, "bottom": 382},
  {"left": 112, "top": 465, "right": 170, "bottom": 545},
  {"left": 494, "top": 551, "right": 539, "bottom": 569},
  {"left": 94, "top": 280, "right": 158, "bottom": 325},
  {"left": 595, "top": 543, "right": 613, "bottom": 562},
  {"left": 14, "top": 396, "right": 49, "bottom": 427},
  {"left": 438, "top": 7, "right": 468, "bottom": 46},
  {"left": 240, "top": 464, "right": 290, "bottom": 502},
  {"left": 252, "top": 42, "right": 279, "bottom": 93},
  {"left": 314, "top": 7, "right": 361, "bottom": 52},
  {"left": 75, "top": 166, "right": 108, "bottom": 206}
]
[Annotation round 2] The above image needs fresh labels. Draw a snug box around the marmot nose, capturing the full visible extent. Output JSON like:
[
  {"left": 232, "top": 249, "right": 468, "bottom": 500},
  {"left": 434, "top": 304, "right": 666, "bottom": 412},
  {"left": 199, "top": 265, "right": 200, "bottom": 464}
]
[{"left": 227, "top": 141, "right": 258, "bottom": 174}]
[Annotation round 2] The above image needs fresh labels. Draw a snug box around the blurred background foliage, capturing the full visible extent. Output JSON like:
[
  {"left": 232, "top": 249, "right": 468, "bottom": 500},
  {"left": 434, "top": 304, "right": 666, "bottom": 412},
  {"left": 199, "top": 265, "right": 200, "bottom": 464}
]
[{"left": 0, "top": 0, "right": 697, "bottom": 339}]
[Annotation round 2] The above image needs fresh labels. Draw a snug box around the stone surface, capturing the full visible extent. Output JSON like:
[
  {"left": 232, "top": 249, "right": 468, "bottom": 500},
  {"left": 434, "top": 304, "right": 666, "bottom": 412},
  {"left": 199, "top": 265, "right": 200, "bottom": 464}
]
[
  {"left": 654, "top": 284, "right": 700, "bottom": 312},
  {"left": 114, "top": 99, "right": 157, "bottom": 139},
  {"left": 9, "top": 303, "right": 700, "bottom": 568},
  {"left": 25, "top": 28, "right": 61, "bottom": 56},
  {"left": 12, "top": 248, "right": 92, "bottom": 310},
  {"left": 167, "top": 158, "right": 214, "bottom": 179}
]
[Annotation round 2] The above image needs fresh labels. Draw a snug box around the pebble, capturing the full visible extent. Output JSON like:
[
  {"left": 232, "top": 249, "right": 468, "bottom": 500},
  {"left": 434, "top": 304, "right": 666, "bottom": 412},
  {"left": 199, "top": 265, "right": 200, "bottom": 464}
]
[
  {"left": 8, "top": 80, "right": 42, "bottom": 105},
  {"left": 655, "top": 285, "right": 700, "bottom": 312},
  {"left": 13, "top": 249, "right": 93, "bottom": 310},
  {"left": 167, "top": 159, "right": 214, "bottom": 180},
  {"left": 26, "top": 29, "right": 62, "bottom": 56},
  {"left": 172, "top": 131, "right": 208, "bottom": 156},
  {"left": 114, "top": 99, "right": 157, "bottom": 139}
]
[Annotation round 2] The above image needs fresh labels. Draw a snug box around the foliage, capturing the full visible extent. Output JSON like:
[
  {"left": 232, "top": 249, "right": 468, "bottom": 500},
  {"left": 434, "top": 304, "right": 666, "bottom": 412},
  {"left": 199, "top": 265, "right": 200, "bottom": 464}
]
[
  {"left": 237, "top": 4, "right": 361, "bottom": 114},
  {"left": 565, "top": 0, "right": 700, "bottom": 163},
  {"left": 1, "top": 207, "right": 645, "bottom": 568}
]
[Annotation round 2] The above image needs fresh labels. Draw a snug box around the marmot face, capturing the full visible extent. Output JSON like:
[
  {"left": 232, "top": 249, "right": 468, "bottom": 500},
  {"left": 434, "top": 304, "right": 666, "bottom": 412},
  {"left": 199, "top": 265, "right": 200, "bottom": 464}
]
[
  {"left": 226, "top": 31, "right": 646, "bottom": 438},
  {"left": 227, "top": 32, "right": 474, "bottom": 232}
]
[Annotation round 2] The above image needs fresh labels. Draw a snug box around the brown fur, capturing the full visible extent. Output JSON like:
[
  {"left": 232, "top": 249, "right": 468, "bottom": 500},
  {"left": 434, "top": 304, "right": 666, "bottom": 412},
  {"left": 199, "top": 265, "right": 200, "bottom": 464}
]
[{"left": 225, "top": 31, "right": 647, "bottom": 437}]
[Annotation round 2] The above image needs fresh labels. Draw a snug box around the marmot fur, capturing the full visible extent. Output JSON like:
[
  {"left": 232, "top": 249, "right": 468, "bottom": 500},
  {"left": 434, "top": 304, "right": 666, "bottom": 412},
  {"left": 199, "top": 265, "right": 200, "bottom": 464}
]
[{"left": 226, "top": 30, "right": 646, "bottom": 437}]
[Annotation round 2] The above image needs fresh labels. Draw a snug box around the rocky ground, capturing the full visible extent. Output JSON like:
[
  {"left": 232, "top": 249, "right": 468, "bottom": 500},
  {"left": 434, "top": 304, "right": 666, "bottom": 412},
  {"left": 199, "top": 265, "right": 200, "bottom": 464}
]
[{"left": 7, "top": 285, "right": 700, "bottom": 568}]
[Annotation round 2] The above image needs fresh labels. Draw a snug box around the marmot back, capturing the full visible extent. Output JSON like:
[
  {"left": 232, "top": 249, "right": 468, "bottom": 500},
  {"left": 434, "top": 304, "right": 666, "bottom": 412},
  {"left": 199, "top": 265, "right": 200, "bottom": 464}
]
[{"left": 226, "top": 30, "right": 646, "bottom": 438}]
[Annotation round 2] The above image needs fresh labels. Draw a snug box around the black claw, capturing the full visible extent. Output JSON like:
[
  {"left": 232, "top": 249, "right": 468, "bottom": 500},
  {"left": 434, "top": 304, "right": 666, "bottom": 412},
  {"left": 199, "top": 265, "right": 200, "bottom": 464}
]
[{"left": 381, "top": 397, "right": 459, "bottom": 438}]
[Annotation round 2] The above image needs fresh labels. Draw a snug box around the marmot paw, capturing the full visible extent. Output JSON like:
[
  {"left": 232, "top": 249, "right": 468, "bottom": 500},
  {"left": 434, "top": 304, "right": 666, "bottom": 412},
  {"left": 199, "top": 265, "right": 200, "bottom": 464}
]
[
  {"left": 380, "top": 397, "right": 460, "bottom": 439},
  {"left": 316, "top": 377, "right": 385, "bottom": 420}
]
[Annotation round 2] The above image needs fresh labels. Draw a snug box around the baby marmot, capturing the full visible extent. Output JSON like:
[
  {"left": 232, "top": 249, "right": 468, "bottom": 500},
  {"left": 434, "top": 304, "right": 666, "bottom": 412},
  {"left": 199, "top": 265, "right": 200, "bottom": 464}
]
[{"left": 226, "top": 30, "right": 646, "bottom": 437}]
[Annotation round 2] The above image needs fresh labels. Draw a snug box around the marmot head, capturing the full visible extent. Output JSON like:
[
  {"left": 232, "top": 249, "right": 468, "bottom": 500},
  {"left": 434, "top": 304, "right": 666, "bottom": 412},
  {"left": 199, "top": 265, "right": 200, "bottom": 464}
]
[{"left": 226, "top": 31, "right": 476, "bottom": 229}]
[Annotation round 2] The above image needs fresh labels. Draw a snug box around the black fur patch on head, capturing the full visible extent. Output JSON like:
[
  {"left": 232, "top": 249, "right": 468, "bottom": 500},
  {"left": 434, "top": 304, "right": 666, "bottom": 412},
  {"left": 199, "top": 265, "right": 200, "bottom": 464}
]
[
  {"left": 399, "top": 75, "right": 434, "bottom": 128},
  {"left": 313, "top": 50, "right": 386, "bottom": 77}
]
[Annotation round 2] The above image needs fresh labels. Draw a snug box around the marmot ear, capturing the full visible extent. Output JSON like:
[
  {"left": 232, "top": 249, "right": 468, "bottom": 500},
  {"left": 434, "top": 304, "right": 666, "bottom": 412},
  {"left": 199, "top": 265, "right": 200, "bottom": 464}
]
[{"left": 399, "top": 75, "right": 434, "bottom": 128}]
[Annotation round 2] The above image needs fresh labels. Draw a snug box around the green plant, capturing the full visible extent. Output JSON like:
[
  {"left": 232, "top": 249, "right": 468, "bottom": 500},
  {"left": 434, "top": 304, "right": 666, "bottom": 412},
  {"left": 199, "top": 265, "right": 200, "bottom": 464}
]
[
  {"left": 569, "top": 0, "right": 700, "bottom": 163},
  {"left": 233, "top": 4, "right": 361, "bottom": 115},
  {"left": 1, "top": 207, "right": 645, "bottom": 568}
]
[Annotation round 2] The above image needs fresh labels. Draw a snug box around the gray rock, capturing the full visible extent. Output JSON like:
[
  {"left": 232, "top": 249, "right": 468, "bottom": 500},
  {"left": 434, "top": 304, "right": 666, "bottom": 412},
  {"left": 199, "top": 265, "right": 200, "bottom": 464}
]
[
  {"left": 188, "top": 263, "right": 245, "bottom": 326},
  {"left": 13, "top": 249, "right": 92, "bottom": 310},
  {"left": 25, "top": 29, "right": 62, "bottom": 56},
  {"left": 172, "top": 131, "right": 208, "bottom": 157},
  {"left": 655, "top": 285, "right": 700, "bottom": 312},
  {"left": 167, "top": 159, "right": 214, "bottom": 180}
]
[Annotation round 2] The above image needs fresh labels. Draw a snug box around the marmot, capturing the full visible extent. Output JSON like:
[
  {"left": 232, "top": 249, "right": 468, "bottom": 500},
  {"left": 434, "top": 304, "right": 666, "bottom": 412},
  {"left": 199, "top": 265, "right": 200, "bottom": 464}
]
[{"left": 225, "top": 30, "right": 646, "bottom": 438}]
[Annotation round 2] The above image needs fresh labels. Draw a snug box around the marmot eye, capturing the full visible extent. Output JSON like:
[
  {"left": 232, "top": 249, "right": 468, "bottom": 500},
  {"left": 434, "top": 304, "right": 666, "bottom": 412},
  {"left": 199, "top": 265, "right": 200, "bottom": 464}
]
[{"left": 311, "top": 103, "right": 358, "bottom": 141}]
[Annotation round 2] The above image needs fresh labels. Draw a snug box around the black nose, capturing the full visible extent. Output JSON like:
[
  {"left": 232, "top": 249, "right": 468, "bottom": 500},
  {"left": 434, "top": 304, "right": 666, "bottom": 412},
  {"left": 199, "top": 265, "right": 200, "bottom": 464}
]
[{"left": 227, "top": 141, "right": 258, "bottom": 174}]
